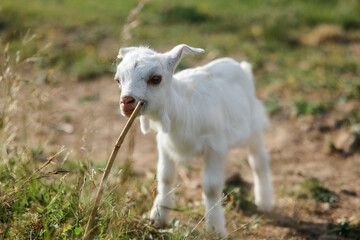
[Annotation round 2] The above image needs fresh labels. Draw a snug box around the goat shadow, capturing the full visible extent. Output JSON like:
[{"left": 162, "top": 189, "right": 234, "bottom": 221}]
[
  {"left": 262, "top": 212, "right": 359, "bottom": 240},
  {"left": 223, "top": 174, "right": 359, "bottom": 239}
]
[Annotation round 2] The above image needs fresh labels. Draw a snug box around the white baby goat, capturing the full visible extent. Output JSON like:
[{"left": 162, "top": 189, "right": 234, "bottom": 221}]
[{"left": 115, "top": 44, "right": 273, "bottom": 238}]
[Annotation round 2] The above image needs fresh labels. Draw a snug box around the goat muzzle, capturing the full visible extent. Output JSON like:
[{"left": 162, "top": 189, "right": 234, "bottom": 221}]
[
  {"left": 121, "top": 96, "right": 137, "bottom": 116},
  {"left": 121, "top": 96, "right": 136, "bottom": 105}
]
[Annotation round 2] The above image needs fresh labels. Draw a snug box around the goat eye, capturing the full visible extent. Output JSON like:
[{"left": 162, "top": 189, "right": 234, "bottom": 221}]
[
  {"left": 148, "top": 75, "right": 162, "bottom": 85},
  {"left": 115, "top": 78, "right": 121, "bottom": 85}
]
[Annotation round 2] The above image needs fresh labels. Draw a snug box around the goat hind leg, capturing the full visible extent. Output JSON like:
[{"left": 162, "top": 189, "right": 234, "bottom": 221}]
[{"left": 247, "top": 131, "right": 274, "bottom": 212}]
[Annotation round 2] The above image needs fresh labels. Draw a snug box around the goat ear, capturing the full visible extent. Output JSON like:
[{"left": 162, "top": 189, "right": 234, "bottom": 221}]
[
  {"left": 117, "top": 47, "right": 137, "bottom": 59},
  {"left": 166, "top": 44, "right": 205, "bottom": 70},
  {"left": 140, "top": 115, "right": 151, "bottom": 135}
]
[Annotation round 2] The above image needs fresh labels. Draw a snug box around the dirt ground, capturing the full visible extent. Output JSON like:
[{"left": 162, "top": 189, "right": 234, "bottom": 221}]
[{"left": 34, "top": 77, "right": 360, "bottom": 239}]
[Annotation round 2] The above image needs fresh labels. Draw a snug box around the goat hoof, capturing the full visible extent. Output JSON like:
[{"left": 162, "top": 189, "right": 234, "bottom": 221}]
[
  {"left": 206, "top": 227, "right": 228, "bottom": 239},
  {"left": 149, "top": 209, "right": 169, "bottom": 227},
  {"left": 256, "top": 199, "right": 274, "bottom": 212}
]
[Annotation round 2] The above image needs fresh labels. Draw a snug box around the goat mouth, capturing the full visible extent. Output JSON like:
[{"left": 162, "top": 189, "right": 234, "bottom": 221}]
[
  {"left": 121, "top": 100, "right": 146, "bottom": 117},
  {"left": 122, "top": 108, "right": 135, "bottom": 117}
]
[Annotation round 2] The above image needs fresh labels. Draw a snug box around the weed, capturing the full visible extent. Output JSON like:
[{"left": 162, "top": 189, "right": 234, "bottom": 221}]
[
  {"left": 330, "top": 221, "right": 360, "bottom": 238},
  {"left": 223, "top": 175, "right": 257, "bottom": 215},
  {"left": 300, "top": 177, "right": 338, "bottom": 203},
  {"left": 292, "top": 100, "right": 331, "bottom": 116}
]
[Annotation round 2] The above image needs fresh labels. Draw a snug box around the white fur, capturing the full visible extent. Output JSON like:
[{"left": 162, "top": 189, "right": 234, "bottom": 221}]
[{"left": 115, "top": 44, "right": 274, "bottom": 238}]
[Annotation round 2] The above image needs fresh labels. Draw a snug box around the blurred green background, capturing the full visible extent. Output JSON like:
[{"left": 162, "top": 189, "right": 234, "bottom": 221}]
[
  {"left": 1, "top": 0, "right": 359, "bottom": 94},
  {"left": 1, "top": 0, "right": 360, "bottom": 144}
]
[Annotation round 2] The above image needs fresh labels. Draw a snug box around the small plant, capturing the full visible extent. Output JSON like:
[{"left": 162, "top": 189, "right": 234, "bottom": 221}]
[
  {"left": 330, "top": 221, "right": 360, "bottom": 238},
  {"left": 223, "top": 176, "right": 257, "bottom": 215},
  {"left": 292, "top": 100, "right": 330, "bottom": 116},
  {"left": 300, "top": 177, "right": 338, "bottom": 203}
]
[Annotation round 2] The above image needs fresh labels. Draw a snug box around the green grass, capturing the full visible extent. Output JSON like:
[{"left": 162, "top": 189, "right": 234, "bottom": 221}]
[
  {"left": 0, "top": 150, "right": 166, "bottom": 239},
  {"left": 0, "top": 151, "right": 207, "bottom": 239},
  {"left": 0, "top": 0, "right": 137, "bottom": 28}
]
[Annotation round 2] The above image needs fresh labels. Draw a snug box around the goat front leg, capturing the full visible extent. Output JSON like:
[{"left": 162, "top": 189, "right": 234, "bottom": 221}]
[
  {"left": 202, "top": 148, "right": 228, "bottom": 238},
  {"left": 150, "top": 146, "right": 177, "bottom": 226}
]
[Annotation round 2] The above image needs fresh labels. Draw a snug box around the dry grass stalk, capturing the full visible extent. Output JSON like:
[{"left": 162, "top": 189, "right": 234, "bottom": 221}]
[
  {"left": 83, "top": 101, "right": 144, "bottom": 239},
  {"left": 120, "top": 1, "right": 147, "bottom": 46},
  {"left": 21, "top": 147, "right": 66, "bottom": 186},
  {"left": 190, "top": 192, "right": 231, "bottom": 235},
  {"left": 117, "top": 1, "right": 147, "bottom": 182}
]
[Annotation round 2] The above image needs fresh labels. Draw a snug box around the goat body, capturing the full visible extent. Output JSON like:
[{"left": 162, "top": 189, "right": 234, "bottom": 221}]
[
  {"left": 157, "top": 58, "right": 267, "bottom": 161},
  {"left": 115, "top": 44, "right": 274, "bottom": 238}
]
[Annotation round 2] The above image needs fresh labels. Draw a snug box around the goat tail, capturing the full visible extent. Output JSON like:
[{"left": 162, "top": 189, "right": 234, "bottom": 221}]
[
  {"left": 239, "top": 61, "right": 254, "bottom": 81},
  {"left": 239, "top": 60, "right": 269, "bottom": 131},
  {"left": 239, "top": 61, "right": 269, "bottom": 130}
]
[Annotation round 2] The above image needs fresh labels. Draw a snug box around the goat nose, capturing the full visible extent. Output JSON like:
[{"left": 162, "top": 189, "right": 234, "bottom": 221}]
[{"left": 121, "top": 96, "right": 136, "bottom": 105}]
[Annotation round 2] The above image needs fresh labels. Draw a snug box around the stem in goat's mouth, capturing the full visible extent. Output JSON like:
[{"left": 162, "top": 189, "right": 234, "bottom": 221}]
[
  {"left": 137, "top": 100, "right": 145, "bottom": 114},
  {"left": 83, "top": 101, "right": 144, "bottom": 239}
]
